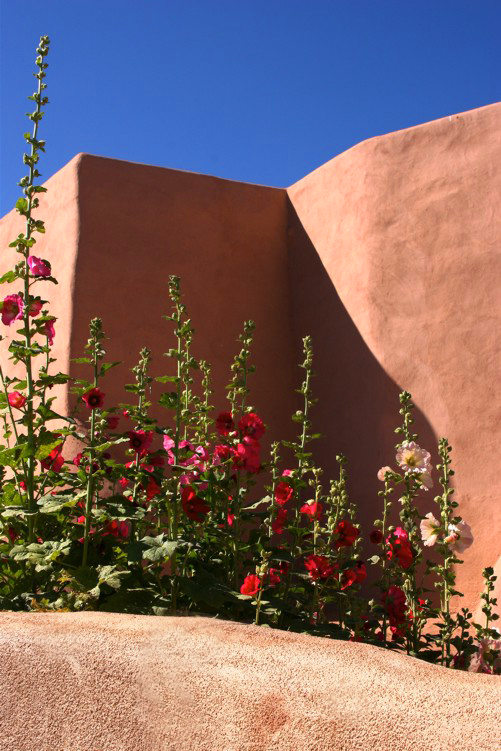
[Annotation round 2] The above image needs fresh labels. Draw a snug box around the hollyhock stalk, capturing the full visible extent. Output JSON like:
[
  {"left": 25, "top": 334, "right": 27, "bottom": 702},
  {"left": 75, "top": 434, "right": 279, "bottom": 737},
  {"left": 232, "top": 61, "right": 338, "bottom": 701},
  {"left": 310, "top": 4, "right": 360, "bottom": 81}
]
[{"left": 129, "top": 348, "right": 152, "bottom": 542}]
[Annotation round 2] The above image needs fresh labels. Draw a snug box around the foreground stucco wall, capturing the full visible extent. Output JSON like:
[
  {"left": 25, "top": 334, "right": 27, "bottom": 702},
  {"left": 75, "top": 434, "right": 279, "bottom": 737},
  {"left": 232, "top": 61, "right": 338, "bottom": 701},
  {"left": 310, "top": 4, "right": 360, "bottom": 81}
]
[{"left": 0, "top": 612, "right": 499, "bottom": 751}]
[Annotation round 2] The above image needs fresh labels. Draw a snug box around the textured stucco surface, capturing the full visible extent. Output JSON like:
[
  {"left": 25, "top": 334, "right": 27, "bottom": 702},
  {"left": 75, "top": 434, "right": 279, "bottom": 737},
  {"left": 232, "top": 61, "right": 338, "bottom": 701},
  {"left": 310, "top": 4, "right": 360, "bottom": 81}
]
[{"left": 0, "top": 611, "right": 499, "bottom": 751}]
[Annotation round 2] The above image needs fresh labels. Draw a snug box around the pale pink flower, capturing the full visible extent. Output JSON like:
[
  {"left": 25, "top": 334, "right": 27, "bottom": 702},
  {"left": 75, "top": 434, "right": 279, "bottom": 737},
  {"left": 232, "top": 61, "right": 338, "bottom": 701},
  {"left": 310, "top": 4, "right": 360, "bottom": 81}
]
[
  {"left": 468, "top": 637, "right": 501, "bottom": 674},
  {"left": 396, "top": 441, "right": 431, "bottom": 475},
  {"left": 418, "top": 470, "right": 433, "bottom": 490},
  {"left": 377, "top": 466, "right": 393, "bottom": 481},
  {"left": 444, "top": 519, "right": 473, "bottom": 553},
  {"left": 420, "top": 512, "right": 441, "bottom": 547}
]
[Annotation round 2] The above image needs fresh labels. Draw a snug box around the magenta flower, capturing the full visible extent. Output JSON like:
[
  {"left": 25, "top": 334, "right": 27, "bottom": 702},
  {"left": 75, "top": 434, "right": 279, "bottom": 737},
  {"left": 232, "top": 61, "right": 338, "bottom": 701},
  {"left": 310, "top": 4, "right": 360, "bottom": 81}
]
[
  {"left": 27, "top": 256, "right": 51, "bottom": 278},
  {"left": 128, "top": 429, "right": 153, "bottom": 454},
  {"left": 42, "top": 318, "right": 56, "bottom": 345},
  {"left": 1, "top": 294, "right": 24, "bottom": 325},
  {"left": 27, "top": 298, "right": 43, "bottom": 317}
]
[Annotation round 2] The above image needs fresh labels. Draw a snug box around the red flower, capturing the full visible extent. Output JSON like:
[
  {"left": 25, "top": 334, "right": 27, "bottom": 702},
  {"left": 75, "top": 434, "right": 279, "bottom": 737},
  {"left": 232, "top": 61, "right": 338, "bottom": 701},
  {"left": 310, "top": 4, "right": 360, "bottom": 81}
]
[
  {"left": 240, "top": 574, "right": 261, "bottom": 596},
  {"left": 272, "top": 507, "right": 288, "bottom": 535},
  {"left": 40, "top": 446, "right": 64, "bottom": 473},
  {"left": 238, "top": 412, "right": 265, "bottom": 440},
  {"left": 27, "top": 256, "right": 51, "bottom": 277},
  {"left": 127, "top": 430, "right": 153, "bottom": 454},
  {"left": 304, "top": 554, "right": 336, "bottom": 581},
  {"left": 146, "top": 477, "right": 162, "bottom": 501},
  {"left": 104, "top": 520, "right": 129, "bottom": 538},
  {"left": 181, "top": 485, "right": 210, "bottom": 521},
  {"left": 216, "top": 411, "right": 234, "bottom": 436},
  {"left": 1, "top": 294, "right": 24, "bottom": 325},
  {"left": 274, "top": 481, "right": 293, "bottom": 506},
  {"left": 72, "top": 452, "right": 84, "bottom": 467},
  {"left": 340, "top": 561, "right": 367, "bottom": 590},
  {"left": 8, "top": 391, "right": 26, "bottom": 409},
  {"left": 118, "top": 476, "right": 129, "bottom": 489},
  {"left": 213, "top": 443, "right": 232, "bottom": 464},
  {"left": 369, "top": 529, "right": 383, "bottom": 544},
  {"left": 106, "top": 415, "right": 120, "bottom": 430},
  {"left": 382, "top": 585, "right": 408, "bottom": 632},
  {"left": 232, "top": 436, "right": 261, "bottom": 473},
  {"left": 334, "top": 519, "right": 359, "bottom": 549},
  {"left": 300, "top": 500, "right": 323, "bottom": 519},
  {"left": 386, "top": 527, "right": 413, "bottom": 569},
  {"left": 268, "top": 568, "right": 282, "bottom": 586},
  {"left": 82, "top": 387, "right": 105, "bottom": 410},
  {"left": 42, "top": 318, "right": 56, "bottom": 345}
]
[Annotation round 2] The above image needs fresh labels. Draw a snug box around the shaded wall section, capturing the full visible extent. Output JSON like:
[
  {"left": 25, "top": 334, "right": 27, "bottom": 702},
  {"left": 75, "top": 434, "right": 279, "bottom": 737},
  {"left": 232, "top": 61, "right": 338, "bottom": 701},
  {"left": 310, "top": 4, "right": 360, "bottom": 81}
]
[{"left": 287, "top": 102, "right": 501, "bottom": 610}]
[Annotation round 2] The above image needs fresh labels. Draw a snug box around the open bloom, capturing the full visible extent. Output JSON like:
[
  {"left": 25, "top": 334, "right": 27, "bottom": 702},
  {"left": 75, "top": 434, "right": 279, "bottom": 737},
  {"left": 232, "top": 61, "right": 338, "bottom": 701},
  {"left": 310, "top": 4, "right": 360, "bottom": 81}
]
[
  {"left": 272, "top": 507, "right": 288, "bottom": 535},
  {"left": 103, "top": 520, "right": 129, "bottom": 539},
  {"left": 420, "top": 512, "right": 441, "bottom": 547},
  {"left": 274, "top": 481, "right": 293, "bottom": 506},
  {"left": 300, "top": 499, "right": 323, "bottom": 519},
  {"left": 304, "top": 554, "right": 336, "bottom": 581},
  {"left": 444, "top": 519, "right": 473, "bottom": 553},
  {"left": 28, "top": 298, "right": 43, "bottom": 317},
  {"left": 396, "top": 441, "right": 431, "bottom": 475},
  {"left": 42, "top": 318, "right": 56, "bottom": 345},
  {"left": 215, "top": 411, "right": 234, "bottom": 436},
  {"left": 240, "top": 574, "right": 261, "bottom": 596},
  {"left": 334, "top": 519, "right": 359, "bottom": 548},
  {"left": 232, "top": 436, "right": 261, "bottom": 473},
  {"left": 181, "top": 485, "right": 210, "bottom": 521},
  {"left": 386, "top": 527, "right": 413, "bottom": 569},
  {"left": 341, "top": 561, "right": 367, "bottom": 590},
  {"left": 27, "top": 255, "right": 51, "bottom": 277},
  {"left": 369, "top": 529, "right": 383, "bottom": 544},
  {"left": 238, "top": 412, "right": 265, "bottom": 440},
  {"left": 1, "top": 294, "right": 24, "bottom": 325},
  {"left": 128, "top": 430, "right": 153, "bottom": 454},
  {"left": 40, "top": 446, "right": 64, "bottom": 473},
  {"left": 82, "top": 387, "right": 105, "bottom": 410},
  {"left": 8, "top": 391, "right": 26, "bottom": 409}
]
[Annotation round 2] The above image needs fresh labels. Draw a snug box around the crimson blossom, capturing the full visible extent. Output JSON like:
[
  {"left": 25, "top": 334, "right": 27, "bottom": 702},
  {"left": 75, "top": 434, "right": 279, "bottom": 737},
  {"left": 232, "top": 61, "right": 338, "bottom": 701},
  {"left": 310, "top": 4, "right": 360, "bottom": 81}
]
[
  {"left": 8, "top": 392, "right": 26, "bottom": 409},
  {"left": 82, "top": 387, "right": 105, "bottom": 410},
  {"left": 238, "top": 412, "right": 265, "bottom": 440},
  {"left": 334, "top": 519, "right": 359, "bottom": 549},
  {"left": 27, "top": 255, "right": 51, "bottom": 277},
  {"left": 274, "top": 481, "right": 293, "bottom": 506},
  {"left": 181, "top": 485, "right": 210, "bottom": 522},
  {"left": 1, "top": 294, "right": 24, "bottom": 325},
  {"left": 240, "top": 574, "right": 261, "bottom": 596},
  {"left": 127, "top": 430, "right": 153, "bottom": 454},
  {"left": 304, "top": 554, "right": 336, "bottom": 581}
]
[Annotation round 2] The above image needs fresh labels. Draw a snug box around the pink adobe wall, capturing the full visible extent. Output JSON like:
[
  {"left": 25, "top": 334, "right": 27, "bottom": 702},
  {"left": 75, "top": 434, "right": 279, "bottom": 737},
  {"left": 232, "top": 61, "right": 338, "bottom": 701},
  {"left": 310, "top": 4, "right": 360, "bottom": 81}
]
[{"left": 0, "top": 102, "right": 500, "bottom": 616}]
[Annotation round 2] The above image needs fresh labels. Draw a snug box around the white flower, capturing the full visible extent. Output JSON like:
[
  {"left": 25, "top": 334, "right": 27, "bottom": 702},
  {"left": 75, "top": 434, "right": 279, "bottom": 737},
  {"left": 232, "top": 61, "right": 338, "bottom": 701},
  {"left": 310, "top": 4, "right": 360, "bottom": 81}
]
[
  {"left": 444, "top": 519, "right": 473, "bottom": 553},
  {"left": 420, "top": 512, "right": 441, "bottom": 547},
  {"left": 396, "top": 441, "right": 432, "bottom": 475}
]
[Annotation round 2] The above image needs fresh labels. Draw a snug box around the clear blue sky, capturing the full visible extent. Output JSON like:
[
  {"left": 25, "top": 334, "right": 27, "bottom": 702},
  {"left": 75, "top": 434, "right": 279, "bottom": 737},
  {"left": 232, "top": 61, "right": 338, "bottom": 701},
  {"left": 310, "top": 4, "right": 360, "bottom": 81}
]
[{"left": 1, "top": 0, "right": 499, "bottom": 216}]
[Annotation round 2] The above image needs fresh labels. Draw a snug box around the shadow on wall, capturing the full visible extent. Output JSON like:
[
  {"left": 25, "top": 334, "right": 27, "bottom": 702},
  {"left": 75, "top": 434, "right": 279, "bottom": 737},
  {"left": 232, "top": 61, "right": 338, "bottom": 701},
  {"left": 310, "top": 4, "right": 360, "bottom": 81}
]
[{"left": 286, "top": 200, "right": 438, "bottom": 538}]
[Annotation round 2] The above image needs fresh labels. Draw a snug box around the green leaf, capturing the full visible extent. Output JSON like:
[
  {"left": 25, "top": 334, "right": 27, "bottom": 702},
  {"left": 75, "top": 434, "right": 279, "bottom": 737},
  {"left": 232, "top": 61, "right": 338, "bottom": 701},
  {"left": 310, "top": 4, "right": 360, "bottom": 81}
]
[
  {"left": 0, "top": 270, "right": 20, "bottom": 284},
  {"left": 97, "top": 565, "right": 128, "bottom": 590},
  {"left": 158, "top": 392, "right": 178, "bottom": 409},
  {"left": 15, "top": 197, "right": 28, "bottom": 214},
  {"left": 100, "top": 362, "right": 121, "bottom": 376},
  {"left": 155, "top": 375, "right": 180, "bottom": 384},
  {"left": 139, "top": 535, "right": 179, "bottom": 563}
]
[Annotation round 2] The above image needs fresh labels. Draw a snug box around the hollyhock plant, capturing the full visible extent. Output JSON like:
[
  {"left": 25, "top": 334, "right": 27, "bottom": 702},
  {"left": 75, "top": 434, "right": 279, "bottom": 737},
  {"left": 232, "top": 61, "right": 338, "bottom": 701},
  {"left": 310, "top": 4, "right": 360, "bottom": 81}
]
[
  {"left": 238, "top": 412, "right": 265, "bottom": 440},
  {"left": 27, "top": 255, "right": 51, "bottom": 277},
  {"left": 386, "top": 527, "right": 413, "bottom": 569},
  {"left": 42, "top": 318, "right": 56, "bottom": 345},
  {"left": 106, "top": 415, "right": 120, "bottom": 430},
  {"left": 215, "top": 411, "right": 234, "bottom": 436},
  {"left": 232, "top": 436, "right": 261, "bottom": 473},
  {"left": 304, "top": 554, "right": 336, "bottom": 581},
  {"left": 272, "top": 507, "right": 288, "bottom": 535},
  {"left": 181, "top": 485, "right": 210, "bottom": 521},
  {"left": 40, "top": 447, "right": 64, "bottom": 473},
  {"left": 396, "top": 441, "right": 431, "bottom": 475},
  {"left": 300, "top": 499, "right": 323, "bottom": 518},
  {"left": 27, "top": 298, "right": 43, "bottom": 317},
  {"left": 213, "top": 443, "right": 232, "bottom": 464},
  {"left": 128, "top": 429, "right": 153, "bottom": 454},
  {"left": 82, "top": 387, "right": 105, "bottom": 410},
  {"left": 240, "top": 574, "right": 261, "bottom": 596},
  {"left": 8, "top": 391, "right": 26, "bottom": 409},
  {"left": 334, "top": 519, "right": 359, "bottom": 549},
  {"left": 104, "top": 520, "right": 129, "bottom": 539},
  {"left": 1, "top": 294, "right": 24, "bottom": 325},
  {"left": 444, "top": 520, "right": 474, "bottom": 553},
  {"left": 369, "top": 529, "right": 383, "bottom": 544},
  {"left": 420, "top": 512, "right": 442, "bottom": 547},
  {"left": 377, "top": 466, "right": 393, "bottom": 481}
]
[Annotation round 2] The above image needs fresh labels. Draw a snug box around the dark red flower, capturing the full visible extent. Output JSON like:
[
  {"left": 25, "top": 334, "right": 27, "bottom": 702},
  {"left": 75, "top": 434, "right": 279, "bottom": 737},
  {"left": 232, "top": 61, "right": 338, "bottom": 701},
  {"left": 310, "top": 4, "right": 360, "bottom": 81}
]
[
  {"left": 272, "top": 507, "right": 288, "bottom": 535},
  {"left": 369, "top": 529, "right": 383, "bottom": 544},
  {"left": 213, "top": 444, "right": 232, "bottom": 464},
  {"left": 386, "top": 527, "right": 413, "bottom": 570},
  {"left": 40, "top": 446, "right": 64, "bottom": 473},
  {"left": 82, "top": 387, "right": 105, "bottom": 410},
  {"left": 334, "top": 519, "right": 359, "bottom": 549},
  {"left": 382, "top": 585, "right": 408, "bottom": 633},
  {"left": 304, "top": 554, "right": 336, "bottom": 581},
  {"left": 103, "top": 520, "right": 129, "bottom": 539},
  {"left": 274, "top": 481, "right": 293, "bottom": 506},
  {"left": 216, "top": 411, "right": 234, "bottom": 436},
  {"left": 232, "top": 436, "right": 261, "bottom": 473},
  {"left": 146, "top": 477, "right": 162, "bottom": 501},
  {"left": 240, "top": 574, "right": 261, "bottom": 596},
  {"left": 340, "top": 561, "right": 367, "bottom": 590},
  {"left": 238, "top": 412, "right": 265, "bottom": 440},
  {"left": 106, "top": 415, "right": 120, "bottom": 430},
  {"left": 181, "top": 485, "right": 210, "bottom": 521},
  {"left": 72, "top": 452, "right": 84, "bottom": 467},
  {"left": 127, "top": 429, "right": 153, "bottom": 454}
]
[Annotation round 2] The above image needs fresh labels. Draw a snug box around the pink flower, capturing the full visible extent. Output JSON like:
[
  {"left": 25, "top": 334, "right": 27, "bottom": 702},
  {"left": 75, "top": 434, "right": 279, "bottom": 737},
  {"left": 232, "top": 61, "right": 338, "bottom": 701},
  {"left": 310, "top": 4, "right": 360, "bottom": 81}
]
[
  {"left": 272, "top": 507, "right": 288, "bottom": 535},
  {"left": 282, "top": 469, "right": 293, "bottom": 477},
  {"left": 1, "top": 294, "right": 24, "bottom": 325},
  {"left": 128, "top": 430, "right": 153, "bottom": 454},
  {"left": 420, "top": 512, "right": 441, "bottom": 547},
  {"left": 300, "top": 499, "right": 323, "bottom": 519},
  {"left": 240, "top": 574, "right": 261, "bottom": 596},
  {"left": 377, "top": 466, "right": 393, "bottom": 481},
  {"left": 274, "top": 481, "right": 293, "bottom": 506},
  {"left": 27, "top": 256, "right": 51, "bottom": 277},
  {"left": 334, "top": 519, "right": 359, "bottom": 548},
  {"left": 444, "top": 519, "right": 473, "bottom": 553},
  {"left": 304, "top": 554, "right": 336, "bottom": 581},
  {"left": 27, "top": 298, "right": 43, "bottom": 317},
  {"left": 238, "top": 412, "right": 265, "bottom": 440},
  {"left": 396, "top": 441, "right": 431, "bottom": 475},
  {"left": 42, "top": 318, "right": 55, "bottom": 345},
  {"left": 82, "top": 387, "right": 105, "bottom": 410},
  {"left": 216, "top": 411, "right": 234, "bottom": 436},
  {"left": 418, "top": 470, "right": 433, "bottom": 491},
  {"left": 8, "top": 391, "right": 26, "bottom": 409}
]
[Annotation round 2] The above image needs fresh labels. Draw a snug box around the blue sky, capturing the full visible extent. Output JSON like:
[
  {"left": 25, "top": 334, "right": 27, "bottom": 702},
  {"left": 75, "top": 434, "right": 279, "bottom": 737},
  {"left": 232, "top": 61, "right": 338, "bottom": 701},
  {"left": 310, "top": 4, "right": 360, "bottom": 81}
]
[{"left": 1, "top": 1, "right": 499, "bottom": 216}]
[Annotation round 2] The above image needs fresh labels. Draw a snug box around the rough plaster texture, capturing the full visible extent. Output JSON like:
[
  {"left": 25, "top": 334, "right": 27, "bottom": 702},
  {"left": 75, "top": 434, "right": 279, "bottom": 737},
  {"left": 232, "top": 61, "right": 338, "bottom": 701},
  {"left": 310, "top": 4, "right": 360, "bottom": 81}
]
[
  {"left": 0, "top": 103, "right": 500, "bottom": 617},
  {"left": 0, "top": 612, "right": 499, "bottom": 751}
]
